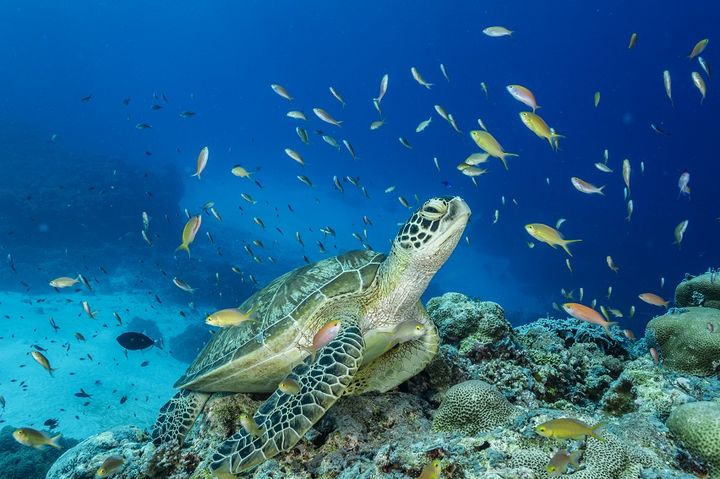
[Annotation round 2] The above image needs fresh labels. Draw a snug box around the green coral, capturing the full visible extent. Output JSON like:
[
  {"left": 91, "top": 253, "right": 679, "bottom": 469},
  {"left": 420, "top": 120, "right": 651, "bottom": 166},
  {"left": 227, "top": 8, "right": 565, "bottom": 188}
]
[
  {"left": 667, "top": 401, "right": 720, "bottom": 479},
  {"left": 646, "top": 307, "right": 720, "bottom": 375},
  {"left": 426, "top": 293, "right": 512, "bottom": 350},
  {"left": 432, "top": 380, "right": 515, "bottom": 435},
  {"left": 676, "top": 271, "right": 720, "bottom": 309}
]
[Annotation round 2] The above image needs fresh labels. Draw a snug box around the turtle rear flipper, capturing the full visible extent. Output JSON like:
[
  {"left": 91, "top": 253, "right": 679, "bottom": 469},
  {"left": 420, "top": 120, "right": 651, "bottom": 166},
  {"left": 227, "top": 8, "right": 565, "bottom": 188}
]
[
  {"left": 211, "top": 322, "right": 365, "bottom": 476},
  {"left": 152, "top": 390, "right": 211, "bottom": 447}
]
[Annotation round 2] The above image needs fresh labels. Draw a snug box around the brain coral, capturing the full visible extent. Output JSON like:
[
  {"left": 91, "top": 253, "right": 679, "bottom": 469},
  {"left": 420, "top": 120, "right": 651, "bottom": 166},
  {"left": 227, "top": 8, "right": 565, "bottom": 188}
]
[
  {"left": 676, "top": 271, "right": 720, "bottom": 309},
  {"left": 432, "top": 380, "right": 515, "bottom": 435},
  {"left": 667, "top": 401, "right": 720, "bottom": 479},
  {"left": 645, "top": 307, "right": 720, "bottom": 375}
]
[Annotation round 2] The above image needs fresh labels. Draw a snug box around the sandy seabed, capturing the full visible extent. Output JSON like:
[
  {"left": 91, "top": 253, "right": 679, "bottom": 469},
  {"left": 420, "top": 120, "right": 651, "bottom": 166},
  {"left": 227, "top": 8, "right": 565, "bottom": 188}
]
[{"left": 0, "top": 289, "right": 191, "bottom": 441}]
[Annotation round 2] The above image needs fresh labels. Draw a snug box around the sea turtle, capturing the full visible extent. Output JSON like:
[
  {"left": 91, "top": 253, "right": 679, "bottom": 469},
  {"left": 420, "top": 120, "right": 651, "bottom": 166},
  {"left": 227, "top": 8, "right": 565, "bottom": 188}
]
[{"left": 152, "top": 196, "right": 471, "bottom": 477}]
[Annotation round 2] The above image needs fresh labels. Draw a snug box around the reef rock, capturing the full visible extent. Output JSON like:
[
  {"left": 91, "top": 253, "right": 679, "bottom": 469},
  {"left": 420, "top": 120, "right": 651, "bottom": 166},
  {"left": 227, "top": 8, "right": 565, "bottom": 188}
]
[
  {"left": 46, "top": 426, "right": 149, "bottom": 479},
  {"left": 646, "top": 307, "right": 720, "bottom": 376},
  {"left": 676, "top": 270, "right": 720, "bottom": 309},
  {"left": 426, "top": 293, "right": 512, "bottom": 350}
]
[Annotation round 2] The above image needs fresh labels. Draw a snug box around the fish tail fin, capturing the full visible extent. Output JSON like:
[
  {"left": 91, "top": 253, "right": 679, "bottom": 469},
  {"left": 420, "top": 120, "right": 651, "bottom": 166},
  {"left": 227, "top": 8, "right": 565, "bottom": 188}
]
[
  {"left": 49, "top": 367, "right": 57, "bottom": 377},
  {"left": 663, "top": 301, "right": 670, "bottom": 309},
  {"left": 49, "top": 434, "right": 62, "bottom": 449},
  {"left": 501, "top": 153, "right": 519, "bottom": 170},
  {"left": 176, "top": 244, "right": 190, "bottom": 257},
  {"left": 561, "top": 239, "right": 582, "bottom": 256},
  {"left": 568, "top": 449, "right": 583, "bottom": 467},
  {"left": 599, "top": 185, "right": 606, "bottom": 195},
  {"left": 425, "top": 83, "right": 434, "bottom": 89},
  {"left": 590, "top": 423, "right": 605, "bottom": 440},
  {"left": 603, "top": 322, "right": 618, "bottom": 337}
]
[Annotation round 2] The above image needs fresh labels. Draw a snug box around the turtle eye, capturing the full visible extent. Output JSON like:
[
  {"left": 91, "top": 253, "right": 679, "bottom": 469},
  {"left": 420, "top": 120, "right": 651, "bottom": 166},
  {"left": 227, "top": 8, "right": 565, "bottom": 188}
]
[{"left": 420, "top": 200, "right": 447, "bottom": 220}]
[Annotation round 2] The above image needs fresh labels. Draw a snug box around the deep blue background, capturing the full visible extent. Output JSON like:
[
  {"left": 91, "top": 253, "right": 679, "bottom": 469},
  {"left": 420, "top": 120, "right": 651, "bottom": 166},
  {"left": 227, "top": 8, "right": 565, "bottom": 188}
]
[{"left": 0, "top": 1, "right": 717, "bottom": 333}]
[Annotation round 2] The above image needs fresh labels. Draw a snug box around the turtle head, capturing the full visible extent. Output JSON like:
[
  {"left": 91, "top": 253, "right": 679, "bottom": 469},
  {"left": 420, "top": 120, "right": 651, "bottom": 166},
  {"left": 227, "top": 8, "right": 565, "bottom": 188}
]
[{"left": 392, "top": 196, "right": 471, "bottom": 270}]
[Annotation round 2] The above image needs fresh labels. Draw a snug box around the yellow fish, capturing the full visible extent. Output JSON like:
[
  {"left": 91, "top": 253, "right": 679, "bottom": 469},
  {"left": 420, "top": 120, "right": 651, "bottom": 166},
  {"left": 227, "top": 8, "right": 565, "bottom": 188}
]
[
  {"left": 206, "top": 308, "right": 254, "bottom": 328},
  {"left": 470, "top": 130, "right": 518, "bottom": 170},
  {"left": 418, "top": 459, "right": 441, "bottom": 479},
  {"left": 688, "top": 38, "right": 709, "bottom": 59},
  {"left": 191, "top": 146, "right": 208, "bottom": 179},
  {"left": 176, "top": 215, "right": 202, "bottom": 256},
  {"left": 525, "top": 223, "right": 581, "bottom": 256},
  {"left": 13, "top": 428, "right": 62, "bottom": 449},
  {"left": 628, "top": 32, "right": 637, "bottom": 49},
  {"left": 535, "top": 418, "right": 603, "bottom": 440},
  {"left": 691, "top": 72, "right": 706, "bottom": 104},
  {"left": 49, "top": 276, "right": 80, "bottom": 288},
  {"left": 96, "top": 455, "right": 125, "bottom": 477},
  {"left": 239, "top": 413, "right": 264, "bottom": 437},
  {"left": 519, "top": 112, "right": 564, "bottom": 150},
  {"left": 594, "top": 91, "right": 601, "bottom": 107},
  {"left": 230, "top": 165, "right": 252, "bottom": 178},
  {"left": 547, "top": 449, "right": 582, "bottom": 476},
  {"left": 32, "top": 351, "right": 56, "bottom": 376}
]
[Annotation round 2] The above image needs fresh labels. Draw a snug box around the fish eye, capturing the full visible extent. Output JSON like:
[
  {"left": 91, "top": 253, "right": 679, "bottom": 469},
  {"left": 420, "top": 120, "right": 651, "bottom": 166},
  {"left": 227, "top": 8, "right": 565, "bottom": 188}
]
[{"left": 538, "top": 426, "right": 545, "bottom": 431}]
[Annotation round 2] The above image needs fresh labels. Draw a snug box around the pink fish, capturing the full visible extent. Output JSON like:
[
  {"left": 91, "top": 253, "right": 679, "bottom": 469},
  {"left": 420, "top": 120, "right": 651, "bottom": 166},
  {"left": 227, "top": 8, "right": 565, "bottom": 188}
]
[
  {"left": 303, "top": 320, "right": 342, "bottom": 360},
  {"left": 650, "top": 347, "right": 659, "bottom": 364},
  {"left": 678, "top": 171, "right": 690, "bottom": 198}
]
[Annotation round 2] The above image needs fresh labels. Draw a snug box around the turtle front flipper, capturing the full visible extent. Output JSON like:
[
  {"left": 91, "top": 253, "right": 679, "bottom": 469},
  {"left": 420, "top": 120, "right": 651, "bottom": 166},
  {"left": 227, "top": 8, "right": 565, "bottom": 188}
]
[
  {"left": 152, "top": 390, "right": 211, "bottom": 447},
  {"left": 210, "top": 322, "right": 365, "bottom": 477}
]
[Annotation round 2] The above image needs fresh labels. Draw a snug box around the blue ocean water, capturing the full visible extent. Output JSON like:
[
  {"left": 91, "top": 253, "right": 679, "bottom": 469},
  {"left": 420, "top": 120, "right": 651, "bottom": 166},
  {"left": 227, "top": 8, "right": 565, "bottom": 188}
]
[{"left": 0, "top": 0, "right": 717, "bottom": 465}]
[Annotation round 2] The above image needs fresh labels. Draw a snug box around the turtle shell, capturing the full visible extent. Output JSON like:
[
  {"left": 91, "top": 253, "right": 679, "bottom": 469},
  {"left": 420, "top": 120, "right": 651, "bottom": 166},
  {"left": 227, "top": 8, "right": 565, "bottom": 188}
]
[{"left": 174, "top": 249, "right": 384, "bottom": 390}]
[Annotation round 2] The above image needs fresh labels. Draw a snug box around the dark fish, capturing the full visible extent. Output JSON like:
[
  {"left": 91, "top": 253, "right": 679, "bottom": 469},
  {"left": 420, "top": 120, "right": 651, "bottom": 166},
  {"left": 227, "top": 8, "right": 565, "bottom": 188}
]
[
  {"left": 113, "top": 312, "right": 123, "bottom": 326},
  {"left": 32, "top": 344, "right": 47, "bottom": 352},
  {"left": 121, "top": 97, "right": 131, "bottom": 106},
  {"left": 135, "top": 122, "right": 152, "bottom": 129},
  {"left": 43, "top": 418, "right": 59, "bottom": 429},
  {"left": 151, "top": 104, "right": 163, "bottom": 110},
  {"left": 7, "top": 254, "right": 16, "bottom": 273},
  {"left": 80, "top": 95, "right": 93, "bottom": 102},
  {"left": 162, "top": 93, "right": 169, "bottom": 103},
  {"left": 49, "top": 318, "right": 60, "bottom": 332},
  {"left": 179, "top": 111, "right": 196, "bottom": 118},
  {"left": 116, "top": 332, "right": 157, "bottom": 351},
  {"left": 140, "top": 361, "right": 150, "bottom": 367},
  {"left": 74, "top": 389, "right": 92, "bottom": 398},
  {"left": 119, "top": 396, "right": 127, "bottom": 404}
]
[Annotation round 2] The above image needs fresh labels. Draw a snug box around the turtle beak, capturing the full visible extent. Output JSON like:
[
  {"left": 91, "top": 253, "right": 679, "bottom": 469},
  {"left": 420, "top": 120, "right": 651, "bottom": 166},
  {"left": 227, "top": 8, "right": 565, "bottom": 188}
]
[{"left": 447, "top": 197, "right": 471, "bottom": 223}]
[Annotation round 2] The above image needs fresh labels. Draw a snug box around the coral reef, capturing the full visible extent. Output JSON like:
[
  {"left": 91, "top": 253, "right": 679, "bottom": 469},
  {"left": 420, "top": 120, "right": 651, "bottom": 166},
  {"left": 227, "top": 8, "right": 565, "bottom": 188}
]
[
  {"left": 667, "top": 401, "right": 720, "bottom": 479},
  {"left": 676, "top": 270, "right": 720, "bottom": 309},
  {"left": 47, "top": 284, "right": 720, "bottom": 479},
  {"left": 0, "top": 426, "right": 74, "bottom": 479},
  {"left": 646, "top": 307, "right": 720, "bottom": 375},
  {"left": 432, "top": 380, "right": 516, "bottom": 435}
]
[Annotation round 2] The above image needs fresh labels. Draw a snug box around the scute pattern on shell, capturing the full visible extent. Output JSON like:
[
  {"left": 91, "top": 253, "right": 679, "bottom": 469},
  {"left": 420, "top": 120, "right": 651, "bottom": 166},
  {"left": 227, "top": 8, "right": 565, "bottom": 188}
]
[{"left": 174, "top": 250, "right": 384, "bottom": 388}]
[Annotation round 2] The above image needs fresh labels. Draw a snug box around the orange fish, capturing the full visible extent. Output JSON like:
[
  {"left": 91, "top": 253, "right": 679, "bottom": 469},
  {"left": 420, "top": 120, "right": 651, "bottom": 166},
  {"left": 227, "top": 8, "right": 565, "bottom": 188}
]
[
  {"left": 563, "top": 303, "right": 617, "bottom": 336},
  {"left": 638, "top": 293, "right": 669, "bottom": 308}
]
